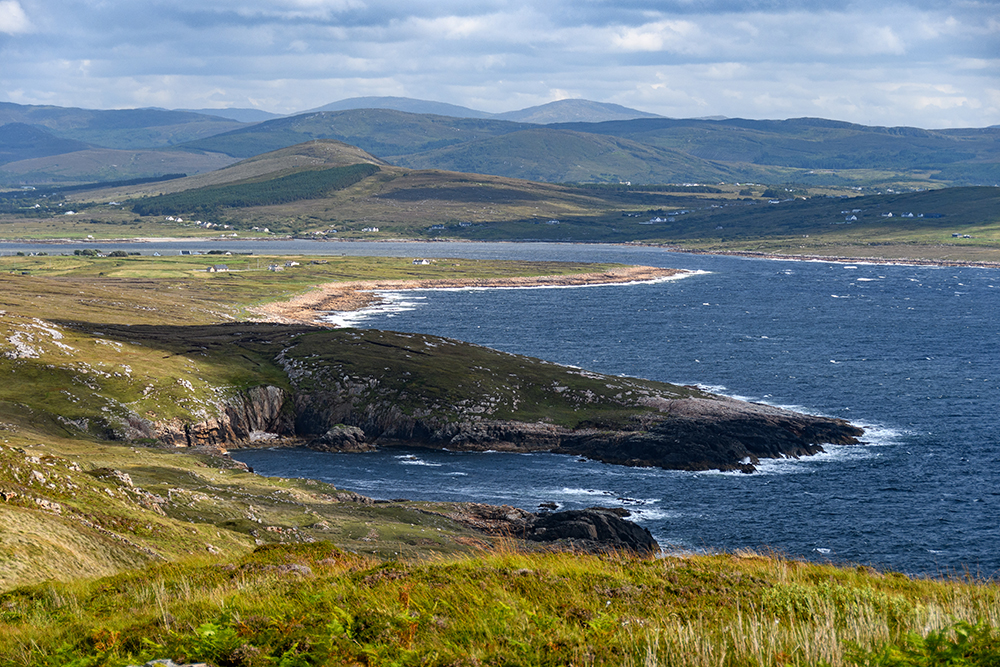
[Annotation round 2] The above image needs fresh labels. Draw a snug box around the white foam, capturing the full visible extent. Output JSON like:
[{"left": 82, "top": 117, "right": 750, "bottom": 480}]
[
  {"left": 627, "top": 508, "right": 678, "bottom": 522},
  {"left": 560, "top": 487, "right": 613, "bottom": 497},
  {"left": 395, "top": 454, "right": 442, "bottom": 467},
  {"left": 411, "top": 270, "right": 708, "bottom": 295},
  {"left": 322, "top": 292, "right": 426, "bottom": 327}
]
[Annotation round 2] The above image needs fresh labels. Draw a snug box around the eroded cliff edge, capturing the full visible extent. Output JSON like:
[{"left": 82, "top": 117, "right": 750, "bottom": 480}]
[{"left": 137, "top": 325, "right": 862, "bottom": 473}]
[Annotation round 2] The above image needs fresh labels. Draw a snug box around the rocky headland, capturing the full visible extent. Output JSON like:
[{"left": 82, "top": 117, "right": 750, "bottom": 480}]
[{"left": 129, "top": 325, "right": 862, "bottom": 474}]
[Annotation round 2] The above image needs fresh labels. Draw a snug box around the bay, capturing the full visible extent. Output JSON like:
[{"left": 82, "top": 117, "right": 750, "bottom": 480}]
[{"left": 8, "top": 240, "right": 997, "bottom": 575}]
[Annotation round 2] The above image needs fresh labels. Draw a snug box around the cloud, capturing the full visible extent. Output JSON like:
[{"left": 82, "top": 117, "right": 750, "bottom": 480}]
[
  {"left": 0, "top": 0, "right": 996, "bottom": 128},
  {"left": 0, "top": 0, "right": 30, "bottom": 34}
]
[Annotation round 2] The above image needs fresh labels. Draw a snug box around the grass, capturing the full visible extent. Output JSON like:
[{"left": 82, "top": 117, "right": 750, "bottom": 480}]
[
  {"left": 0, "top": 251, "right": 691, "bottom": 594},
  {"left": 2, "top": 247, "right": 1000, "bottom": 665},
  {"left": 1, "top": 542, "right": 999, "bottom": 666}
]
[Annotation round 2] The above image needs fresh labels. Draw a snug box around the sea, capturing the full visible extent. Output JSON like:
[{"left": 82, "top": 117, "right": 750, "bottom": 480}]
[{"left": 5, "top": 240, "right": 998, "bottom": 576}]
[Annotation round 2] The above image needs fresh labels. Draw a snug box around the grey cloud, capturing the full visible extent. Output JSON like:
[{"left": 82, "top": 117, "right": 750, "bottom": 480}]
[{"left": 0, "top": 0, "right": 996, "bottom": 127}]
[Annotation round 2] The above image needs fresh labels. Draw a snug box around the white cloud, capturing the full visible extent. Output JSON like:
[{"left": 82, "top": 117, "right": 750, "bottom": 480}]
[
  {"left": 0, "top": 0, "right": 30, "bottom": 34},
  {"left": 0, "top": 0, "right": 996, "bottom": 127}
]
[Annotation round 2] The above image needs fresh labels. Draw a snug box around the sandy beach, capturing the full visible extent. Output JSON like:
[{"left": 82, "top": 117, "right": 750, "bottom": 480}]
[{"left": 250, "top": 265, "right": 685, "bottom": 326}]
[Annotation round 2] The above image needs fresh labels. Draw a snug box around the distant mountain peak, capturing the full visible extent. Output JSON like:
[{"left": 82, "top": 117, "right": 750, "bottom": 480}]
[
  {"left": 302, "top": 97, "right": 493, "bottom": 119},
  {"left": 494, "top": 99, "right": 663, "bottom": 124}
]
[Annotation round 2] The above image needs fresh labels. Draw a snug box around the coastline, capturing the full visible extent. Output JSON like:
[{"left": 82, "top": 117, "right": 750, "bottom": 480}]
[
  {"left": 3, "top": 235, "right": 999, "bottom": 269},
  {"left": 659, "top": 245, "right": 1000, "bottom": 269},
  {"left": 250, "top": 265, "right": 686, "bottom": 326}
]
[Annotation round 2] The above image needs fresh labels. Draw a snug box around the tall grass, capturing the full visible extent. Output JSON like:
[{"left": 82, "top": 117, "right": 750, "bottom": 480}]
[{"left": 2, "top": 543, "right": 999, "bottom": 666}]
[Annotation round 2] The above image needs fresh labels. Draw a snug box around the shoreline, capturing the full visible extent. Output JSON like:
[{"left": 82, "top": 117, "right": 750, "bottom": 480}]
[
  {"left": 655, "top": 245, "right": 1000, "bottom": 269},
  {"left": 3, "top": 235, "right": 999, "bottom": 268},
  {"left": 250, "top": 265, "right": 686, "bottom": 326}
]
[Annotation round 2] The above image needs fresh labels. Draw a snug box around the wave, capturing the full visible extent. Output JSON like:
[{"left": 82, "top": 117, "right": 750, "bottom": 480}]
[
  {"left": 321, "top": 292, "right": 427, "bottom": 327},
  {"left": 395, "top": 454, "right": 443, "bottom": 467},
  {"left": 628, "top": 508, "right": 678, "bottom": 522}
]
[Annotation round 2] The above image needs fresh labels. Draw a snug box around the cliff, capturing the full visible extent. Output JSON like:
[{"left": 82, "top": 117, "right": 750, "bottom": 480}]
[{"left": 150, "top": 326, "right": 861, "bottom": 473}]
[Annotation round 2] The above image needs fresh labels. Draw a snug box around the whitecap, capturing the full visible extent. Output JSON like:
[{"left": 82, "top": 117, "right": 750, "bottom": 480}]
[
  {"left": 395, "top": 454, "right": 443, "bottom": 467},
  {"left": 322, "top": 292, "right": 426, "bottom": 327},
  {"left": 560, "top": 487, "right": 613, "bottom": 497},
  {"left": 628, "top": 508, "right": 678, "bottom": 522}
]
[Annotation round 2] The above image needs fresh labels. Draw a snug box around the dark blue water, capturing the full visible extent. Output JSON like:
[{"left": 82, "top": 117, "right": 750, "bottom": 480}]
[{"left": 30, "top": 240, "right": 989, "bottom": 576}]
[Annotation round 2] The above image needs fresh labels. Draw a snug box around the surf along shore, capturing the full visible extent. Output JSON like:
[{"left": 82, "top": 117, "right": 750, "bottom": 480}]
[{"left": 251, "top": 264, "right": 685, "bottom": 326}]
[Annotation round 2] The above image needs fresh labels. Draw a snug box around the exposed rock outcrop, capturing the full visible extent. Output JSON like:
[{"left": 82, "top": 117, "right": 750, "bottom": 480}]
[
  {"left": 290, "top": 388, "right": 861, "bottom": 472},
  {"left": 309, "top": 424, "right": 373, "bottom": 452},
  {"left": 147, "top": 328, "right": 863, "bottom": 473},
  {"left": 441, "top": 503, "right": 659, "bottom": 555},
  {"left": 155, "top": 385, "right": 294, "bottom": 449}
]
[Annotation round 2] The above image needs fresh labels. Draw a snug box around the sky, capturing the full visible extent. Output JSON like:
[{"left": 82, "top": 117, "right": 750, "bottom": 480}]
[{"left": 1, "top": 0, "right": 997, "bottom": 129}]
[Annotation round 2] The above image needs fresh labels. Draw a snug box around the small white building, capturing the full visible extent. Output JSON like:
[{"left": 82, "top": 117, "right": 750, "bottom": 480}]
[{"left": 412, "top": 259, "right": 430, "bottom": 265}]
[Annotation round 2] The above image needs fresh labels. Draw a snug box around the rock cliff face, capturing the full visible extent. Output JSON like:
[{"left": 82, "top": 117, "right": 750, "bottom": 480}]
[
  {"left": 156, "top": 385, "right": 294, "bottom": 448},
  {"left": 152, "top": 328, "right": 863, "bottom": 473}
]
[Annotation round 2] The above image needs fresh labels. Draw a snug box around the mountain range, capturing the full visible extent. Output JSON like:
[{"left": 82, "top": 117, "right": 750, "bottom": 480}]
[{"left": 0, "top": 97, "right": 997, "bottom": 188}]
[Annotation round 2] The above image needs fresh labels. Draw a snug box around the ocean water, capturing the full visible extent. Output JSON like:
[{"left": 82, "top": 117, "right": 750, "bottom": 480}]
[
  {"left": 9, "top": 240, "right": 990, "bottom": 576},
  {"left": 233, "top": 244, "right": 1000, "bottom": 576}
]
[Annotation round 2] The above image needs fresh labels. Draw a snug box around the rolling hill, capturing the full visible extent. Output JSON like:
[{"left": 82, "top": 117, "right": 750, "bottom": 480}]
[
  {"left": 0, "top": 123, "right": 92, "bottom": 165},
  {"left": 302, "top": 96, "right": 493, "bottom": 118},
  {"left": 3, "top": 98, "right": 997, "bottom": 188},
  {"left": 178, "top": 108, "right": 533, "bottom": 159},
  {"left": 493, "top": 99, "right": 662, "bottom": 123},
  {"left": 0, "top": 102, "right": 247, "bottom": 149},
  {"left": 551, "top": 117, "right": 1000, "bottom": 183},
  {"left": 388, "top": 127, "right": 741, "bottom": 184},
  {"left": 176, "top": 109, "right": 999, "bottom": 187}
]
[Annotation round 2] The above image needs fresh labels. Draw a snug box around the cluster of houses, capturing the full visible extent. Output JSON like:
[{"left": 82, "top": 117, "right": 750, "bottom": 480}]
[
  {"left": 838, "top": 209, "right": 942, "bottom": 224},
  {"left": 163, "top": 216, "right": 234, "bottom": 231},
  {"left": 266, "top": 261, "right": 300, "bottom": 272}
]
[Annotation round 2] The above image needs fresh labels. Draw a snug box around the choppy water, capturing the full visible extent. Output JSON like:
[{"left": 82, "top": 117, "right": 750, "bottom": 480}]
[
  {"left": 8, "top": 240, "right": 994, "bottom": 575},
  {"left": 233, "top": 244, "right": 1000, "bottom": 576}
]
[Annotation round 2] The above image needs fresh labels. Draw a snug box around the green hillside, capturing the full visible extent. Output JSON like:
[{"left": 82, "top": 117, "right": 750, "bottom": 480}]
[
  {"left": 3, "top": 101, "right": 997, "bottom": 189},
  {"left": 389, "top": 127, "right": 741, "bottom": 184},
  {"left": 130, "top": 163, "right": 381, "bottom": 216},
  {"left": 553, "top": 117, "right": 1000, "bottom": 185},
  {"left": 0, "top": 123, "right": 92, "bottom": 165},
  {"left": 0, "top": 102, "right": 247, "bottom": 149},
  {"left": 179, "top": 109, "right": 532, "bottom": 158}
]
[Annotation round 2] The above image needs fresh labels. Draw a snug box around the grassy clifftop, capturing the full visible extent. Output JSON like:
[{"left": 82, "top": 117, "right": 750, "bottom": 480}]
[{"left": 0, "top": 255, "right": 646, "bottom": 590}]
